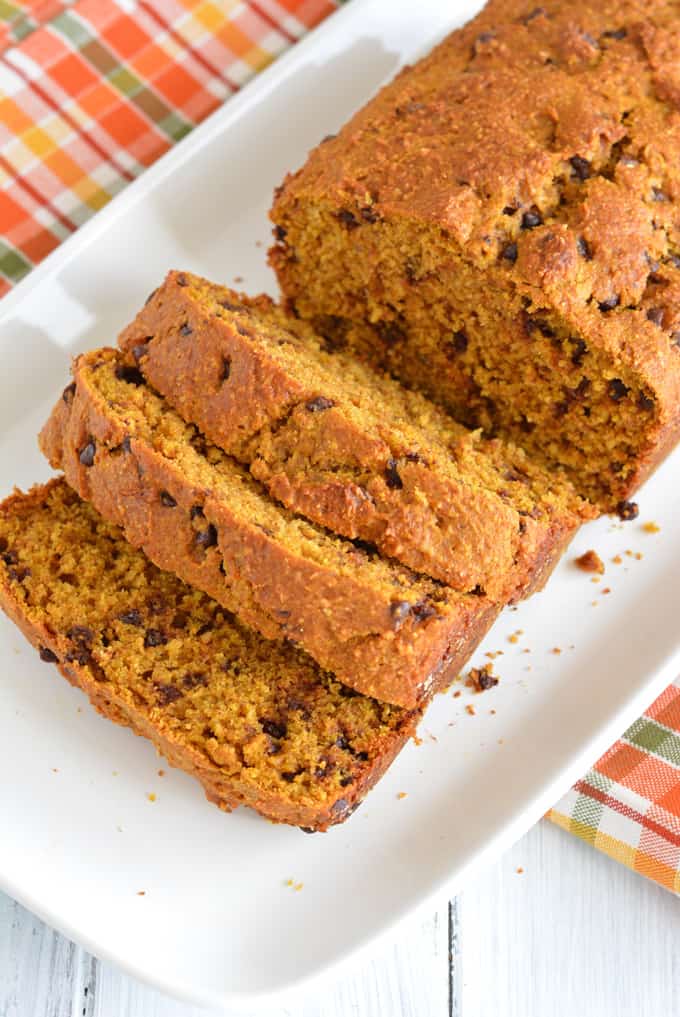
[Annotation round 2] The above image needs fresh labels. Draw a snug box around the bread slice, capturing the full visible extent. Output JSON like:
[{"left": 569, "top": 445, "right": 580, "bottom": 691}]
[
  {"left": 0, "top": 479, "right": 420, "bottom": 830},
  {"left": 39, "top": 350, "right": 499, "bottom": 708},
  {"left": 269, "top": 0, "right": 680, "bottom": 510},
  {"left": 119, "top": 270, "right": 592, "bottom": 600}
]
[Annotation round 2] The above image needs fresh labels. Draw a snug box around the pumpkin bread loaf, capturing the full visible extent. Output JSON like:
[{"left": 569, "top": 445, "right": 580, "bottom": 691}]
[
  {"left": 39, "top": 350, "right": 500, "bottom": 708},
  {"left": 0, "top": 479, "right": 419, "bottom": 830},
  {"left": 119, "top": 270, "right": 592, "bottom": 601},
  {"left": 270, "top": 0, "right": 680, "bottom": 511}
]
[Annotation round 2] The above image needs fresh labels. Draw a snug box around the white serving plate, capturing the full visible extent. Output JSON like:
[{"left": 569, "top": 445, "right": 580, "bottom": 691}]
[{"left": 1, "top": 0, "right": 679, "bottom": 1009}]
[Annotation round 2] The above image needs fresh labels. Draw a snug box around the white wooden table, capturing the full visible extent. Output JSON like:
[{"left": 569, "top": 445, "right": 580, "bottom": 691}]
[{"left": 2, "top": 820, "right": 679, "bottom": 1017}]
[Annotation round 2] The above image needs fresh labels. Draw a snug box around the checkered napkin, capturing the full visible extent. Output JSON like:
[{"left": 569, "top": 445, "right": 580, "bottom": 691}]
[{"left": 1, "top": 0, "right": 679, "bottom": 896}]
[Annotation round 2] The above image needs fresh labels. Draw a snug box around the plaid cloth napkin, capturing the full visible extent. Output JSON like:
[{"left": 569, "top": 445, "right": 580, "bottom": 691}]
[{"left": 1, "top": 0, "right": 679, "bottom": 896}]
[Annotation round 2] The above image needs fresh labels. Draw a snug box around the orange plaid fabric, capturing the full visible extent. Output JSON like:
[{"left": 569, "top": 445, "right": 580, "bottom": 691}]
[{"left": 1, "top": 0, "right": 679, "bottom": 897}]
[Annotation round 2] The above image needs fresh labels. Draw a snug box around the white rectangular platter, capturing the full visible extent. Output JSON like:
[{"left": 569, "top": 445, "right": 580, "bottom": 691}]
[{"left": 1, "top": 0, "right": 680, "bottom": 1009}]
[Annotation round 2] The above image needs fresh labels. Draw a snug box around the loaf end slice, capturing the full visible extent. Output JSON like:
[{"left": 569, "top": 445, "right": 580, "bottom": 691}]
[
  {"left": 39, "top": 350, "right": 500, "bottom": 708},
  {"left": 0, "top": 479, "right": 420, "bottom": 830},
  {"left": 119, "top": 270, "right": 592, "bottom": 600}
]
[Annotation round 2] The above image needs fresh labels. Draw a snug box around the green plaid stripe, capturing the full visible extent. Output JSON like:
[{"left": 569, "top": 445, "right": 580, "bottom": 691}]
[
  {"left": 624, "top": 716, "right": 680, "bottom": 769},
  {"left": 0, "top": 238, "right": 32, "bottom": 284}
]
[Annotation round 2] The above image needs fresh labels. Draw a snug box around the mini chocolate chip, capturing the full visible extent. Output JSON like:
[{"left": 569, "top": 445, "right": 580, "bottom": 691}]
[
  {"left": 451, "top": 330, "right": 468, "bottom": 353},
  {"left": 195, "top": 524, "right": 218, "bottom": 548},
  {"left": 180, "top": 322, "right": 193, "bottom": 336},
  {"left": 570, "top": 155, "right": 591, "bottom": 180},
  {"left": 146, "top": 596, "right": 167, "bottom": 614},
  {"left": 652, "top": 187, "right": 668, "bottom": 202},
  {"left": 522, "top": 6, "right": 546, "bottom": 23},
  {"left": 331, "top": 795, "right": 351, "bottom": 812},
  {"left": 376, "top": 320, "right": 406, "bottom": 346},
  {"left": 219, "top": 298, "right": 243, "bottom": 312},
  {"left": 608, "top": 378, "right": 630, "bottom": 402},
  {"left": 617, "top": 500, "right": 639, "bottom": 521},
  {"left": 119, "top": 609, "right": 143, "bottom": 627},
  {"left": 176, "top": 274, "right": 188, "bottom": 286},
  {"left": 602, "top": 27, "right": 627, "bottom": 40},
  {"left": 62, "top": 382, "right": 76, "bottom": 404},
  {"left": 78, "top": 440, "right": 96, "bottom": 467},
  {"left": 646, "top": 307, "right": 664, "bottom": 326},
  {"left": 131, "top": 342, "right": 150, "bottom": 363},
  {"left": 335, "top": 735, "right": 351, "bottom": 751},
  {"left": 503, "top": 205, "right": 517, "bottom": 216},
  {"left": 2, "top": 550, "right": 18, "bottom": 566},
  {"left": 39, "top": 646, "right": 59, "bottom": 663},
  {"left": 337, "top": 209, "right": 359, "bottom": 230},
  {"left": 521, "top": 208, "right": 543, "bottom": 230},
  {"left": 274, "top": 225, "right": 287, "bottom": 241},
  {"left": 306, "top": 395, "right": 335, "bottom": 412},
  {"left": 384, "top": 458, "right": 403, "bottom": 489},
  {"left": 171, "top": 611, "right": 189, "bottom": 629},
  {"left": 155, "top": 683, "right": 182, "bottom": 706},
  {"left": 478, "top": 671, "right": 499, "bottom": 691},
  {"left": 576, "top": 237, "right": 592, "bottom": 260},
  {"left": 221, "top": 356, "right": 231, "bottom": 382},
  {"left": 261, "top": 719, "right": 287, "bottom": 740},
  {"left": 144, "top": 628, "right": 167, "bottom": 648},
  {"left": 300, "top": 827, "right": 317, "bottom": 834},
  {"left": 360, "top": 206, "right": 379, "bottom": 224},
  {"left": 390, "top": 600, "right": 412, "bottom": 629},
  {"left": 405, "top": 451, "right": 425, "bottom": 463},
  {"left": 160, "top": 490, "right": 177, "bottom": 508},
  {"left": 519, "top": 416, "right": 536, "bottom": 433},
  {"left": 182, "top": 672, "right": 208, "bottom": 689},
  {"left": 190, "top": 504, "right": 205, "bottom": 519},
  {"left": 281, "top": 771, "right": 301, "bottom": 783},
  {"left": 554, "top": 400, "right": 569, "bottom": 418},
  {"left": 115, "top": 364, "right": 144, "bottom": 386},
  {"left": 321, "top": 132, "right": 338, "bottom": 141},
  {"left": 598, "top": 296, "right": 620, "bottom": 312},
  {"left": 144, "top": 287, "right": 158, "bottom": 305},
  {"left": 411, "top": 599, "right": 439, "bottom": 623},
  {"left": 67, "top": 625, "right": 94, "bottom": 645},
  {"left": 638, "top": 391, "right": 655, "bottom": 411},
  {"left": 501, "top": 242, "right": 518, "bottom": 263},
  {"left": 571, "top": 339, "right": 588, "bottom": 365}
]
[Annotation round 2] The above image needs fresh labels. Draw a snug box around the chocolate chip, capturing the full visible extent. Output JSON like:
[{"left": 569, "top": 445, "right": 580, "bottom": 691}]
[
  {"left": 2, "top": 550, "right": 18, "bottom": 566},
  {"left": 608, "top": 378, "right": 630, "bottom": 402},
  {"left": 39, "top": 646, "right": 59, "bottom": 663},
  {"left": 221, "top": 356, "right": 231, "bottom": 382},
  {"left": 571, "top": 338, "right": 588, "bottom": 365},
  {"left": 144, "top": 628, "right": 167, "bottom": 648},
  {"left": 182, "top": 672, "right": 208, "bottom": 689},
  {"left": 336, "top": 209, "right": 359, "bottom": 230},
  {"left": 570, "top": 155, "right": 591, "bottom": 180},
  {"left": 638, "top": 391, "right": 655, "bottom": 412},
  {"left": 360, "top": 206, "right": 380, "bottom": 224},
  {"left": 261, "top": 719, "right": 287, "bottom": 740},
  {"left": 376, "top": 320, "right": 406, "bottom": 346},
  {"left": 78, "top": 440, "right": 96, "bottom": 467},
  {"left": 553, "top": 400, "right": 569, "bottom": 418},
  {"left": 330, "top": 796, "right": 352, "bottom": 815},
  {"left": 646, "top": 307, "right": 664, "bottom": 327},
  {"left": 62, "top": 382, "right": 76, "bottom": 404},
  {"left": 321, "top": 132, "right": 337, "bottom": 141},
  {"left": 384, "top": 458, "right": 403, "bottom": 489},
  {"left": 119, "top": 609, "right": 142, "bottom": 627},
  {"left": 503, "top": 205, "right": 517, "bottom": 216},
  {"left": 115, "top": 364, "right": 144, "bottom": 386},
  {"left": 131, "top": 342, "right": 150, "bottom": 363},
  {"left": 306, "top": 396, "right": 335, "bottom": 412},
  {"left": 146, "top": 596, "right": 167, "bottom": 614},
  {"left": 281, "top": 771, "right": 301, "bottom": 783},
  {"left": 190, "top": 505, "right": 204, "bottom": 519},
  {"left": 171, "top": 611, "right": 189, "bottom": 629},
  {"left": 180, "top": 322, "right": 193, "bottom": 336},
  {"left": 177, "top": 274, "right": 188, "bottom": 286},
  {"left": 501, "top": 242, "right": 518, "bottom": 263},
  {"left": 274, "top": 225, "right": 287, "bottom": 241},
  {"left": 195, "top": 524, "right": 218, "bottom": 548},
  {"left": 335, "top": 735, "right": 351, "bottom": 751},
  {"left": 451, "top": 330, "right": 469, "bottom": 353},
  {"left": 144, "top": 287, "right": 158, "bottom": 305},
  {"left": 390, "top": 600, "right": 412, "bottom": 630},
  {"left": 521, "top": 208, "right": 543, "bottom": 230},
  {"left": 616, "top": 500, "right": 639, "bottom": 521},
  {"left": 160, "top": 490, "right": 177, "bottom": 508},
  {"left": 521, "top": 6, "right": 546, "bottom": 23},
  {"left": 602, "top": 27, "right": 627, "bottom": 40},
  {"left": 519, "top": 415, "right": 536, "bottom": 433},
  {"left": 154, "top": 683, "right": 182, "bottom": 706},
  {"left": 598, "top": 296, "right": 619, "bottom": 312},
  {"left": 405, "top": 451, "right": 425, "bottom": 463},
  {"left": 576, "top": 237, "right": 592, "bottom": 260},
  {"left": 652, "top": 187, "right": 668, "bottom": 202},
  {"left": 411, "top": 599, "right": 439, "bottom": 623},
  {"left": 219, "top": 298, "right": 243, "bottom": 312},
  {"left": 67, "top": 625, "right": 94, "bottom": 645}
]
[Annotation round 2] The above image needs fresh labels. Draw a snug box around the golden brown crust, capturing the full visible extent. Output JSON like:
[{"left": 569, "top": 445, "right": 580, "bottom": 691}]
[
  {"left": 0, "top": 480, "right": 418, "bottom": 831},
  {"left": 39, "top": 354, "right": 500, "bottom": 708},
  {"left": 270, "top": 0, "right": 680, "bottom": 508}
]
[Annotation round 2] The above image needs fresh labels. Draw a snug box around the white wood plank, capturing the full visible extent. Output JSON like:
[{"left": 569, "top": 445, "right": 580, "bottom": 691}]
[{"left": 459, "top": 821, "right": 680, "bottom": 1017}]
